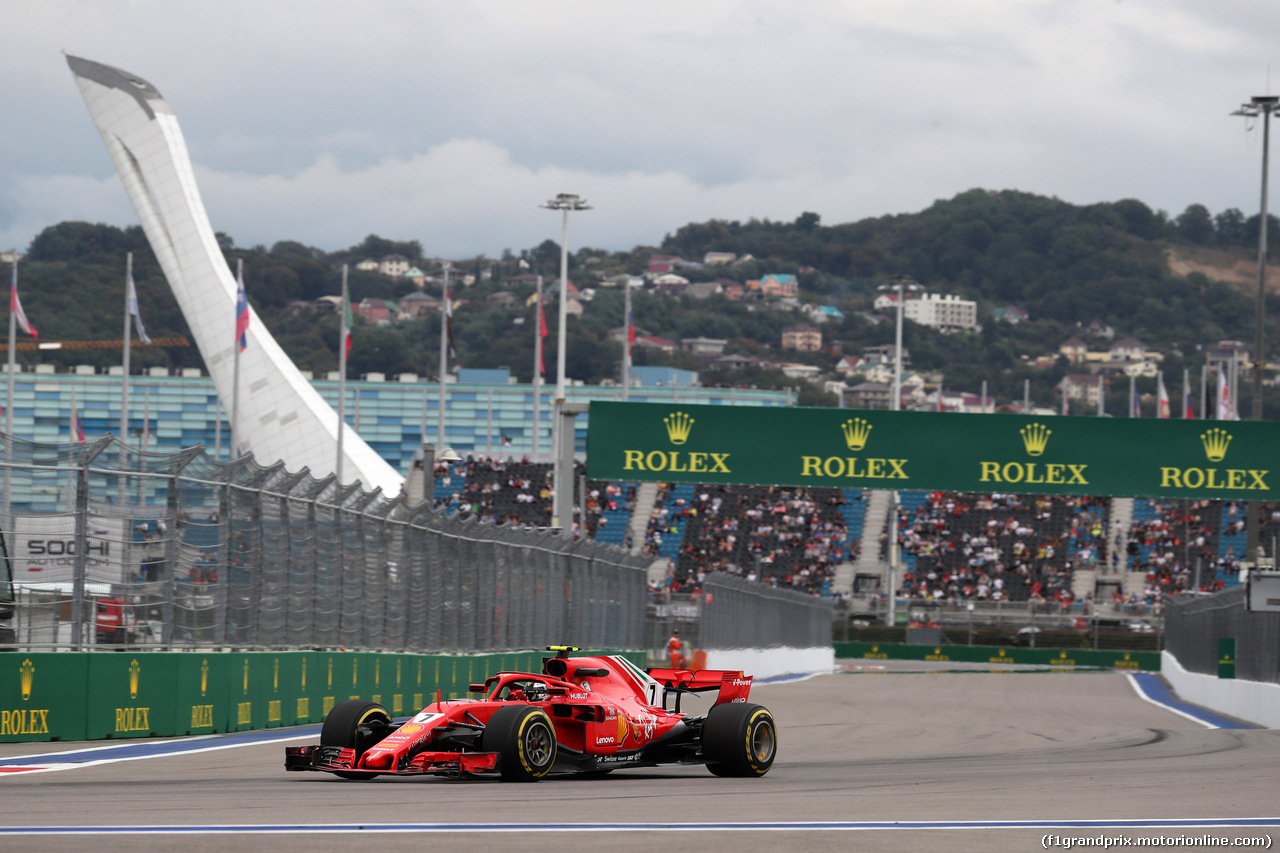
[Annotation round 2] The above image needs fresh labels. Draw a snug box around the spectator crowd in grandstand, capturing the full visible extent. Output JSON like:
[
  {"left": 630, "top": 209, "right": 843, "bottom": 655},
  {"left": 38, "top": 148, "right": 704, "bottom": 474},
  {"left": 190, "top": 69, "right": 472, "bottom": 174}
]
[{"left": 424, "top": 454, "right": 1268, "bottom": 608}]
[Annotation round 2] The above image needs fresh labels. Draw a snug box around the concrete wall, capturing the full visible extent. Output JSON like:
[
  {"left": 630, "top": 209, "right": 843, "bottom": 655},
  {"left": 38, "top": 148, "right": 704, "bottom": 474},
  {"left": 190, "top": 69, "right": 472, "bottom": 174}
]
[{"left": 1161, "top": 651, "right": 1280, "bottom": 729}]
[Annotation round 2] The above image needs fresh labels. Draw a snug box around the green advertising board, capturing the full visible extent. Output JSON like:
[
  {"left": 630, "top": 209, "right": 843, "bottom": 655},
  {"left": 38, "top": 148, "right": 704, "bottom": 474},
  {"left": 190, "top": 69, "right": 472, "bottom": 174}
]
[
  {"left": 587, "top": 402, "right": 1280, "bottom": 500},
  {"left": 0, "top": 653, "right": 89, "bottom": 742}
]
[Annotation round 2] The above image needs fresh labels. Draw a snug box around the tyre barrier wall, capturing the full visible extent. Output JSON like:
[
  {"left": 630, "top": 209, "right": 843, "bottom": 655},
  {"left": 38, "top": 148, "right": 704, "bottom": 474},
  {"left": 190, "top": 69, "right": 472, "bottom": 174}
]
[
  {"left": 0, "top": 649, "right": 643, "bottom": 743},
  {"left": 833, "top": 641, "right": 1160, "bottom": 671}
]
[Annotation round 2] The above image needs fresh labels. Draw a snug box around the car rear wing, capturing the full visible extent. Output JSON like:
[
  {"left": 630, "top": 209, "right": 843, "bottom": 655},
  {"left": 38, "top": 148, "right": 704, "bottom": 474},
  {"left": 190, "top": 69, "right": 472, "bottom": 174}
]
[{"left": 647, "top": 668, "right": 753, "bottom": 711}]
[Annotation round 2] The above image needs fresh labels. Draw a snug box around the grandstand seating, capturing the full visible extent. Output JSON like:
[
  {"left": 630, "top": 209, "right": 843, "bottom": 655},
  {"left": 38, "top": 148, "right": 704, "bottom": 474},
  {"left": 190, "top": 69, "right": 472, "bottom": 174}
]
[
  {"left": 888, "top": 491, "right": 1110, "bottom": 604},
  {"left": 405, "top": 453, "right": 1274, "bottom": 604}
]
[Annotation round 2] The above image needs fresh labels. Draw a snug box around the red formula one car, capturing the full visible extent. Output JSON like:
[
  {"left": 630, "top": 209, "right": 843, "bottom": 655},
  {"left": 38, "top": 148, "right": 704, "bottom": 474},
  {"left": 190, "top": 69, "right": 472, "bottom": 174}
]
[{"left": 285, "top": 646, "right": 777, "bottom": 781}]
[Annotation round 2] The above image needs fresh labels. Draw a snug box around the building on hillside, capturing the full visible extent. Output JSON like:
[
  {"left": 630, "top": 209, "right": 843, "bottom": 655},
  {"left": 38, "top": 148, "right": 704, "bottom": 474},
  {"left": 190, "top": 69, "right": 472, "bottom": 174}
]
[
  {"left": 804, "top": 304, "right": 844, "bottom": 324},
  {"left": 635, "top": 335, "right": 676, "bottom": 354},
  {"left": 686, "top": 282, "right": 724, "bottom": 300},
  {"left": 992, "top": 305, "right": 1029, "bottom": 324},
  {"left": 356, "top": 297, "right": 399, "bottom": 325},
  {"left": 397, "top": 291, "right": 439, "bottom": 317},
  {"left": 781, "top": 324, "right": 822, "bottom": 352},
  {"left": 681, "top": 337, "right": 728, "bottom": 356},
  {"left": 759, "top": 273, "right": 798, "bottom": 297},
  {"left": 355, "top": 258, "right": 379, "bottom": 272},
  {"left": 842, "top": 381, "right": 891, "bottom": 410},
  {"left": 1084, "top": 319, "right": 1115, "bottom": 339},
  {"left": 902, "top": 293, "right": 977, "bottom": 332},
  {"left": 863, "top": 344, "right": 911, "bottom": 368},
  {"left": 711, "top": 354, "right": 756, "bottom": 371},
  {"left": 703, "top": 251, "right": 737, "bottom": 266},
  {"left": 1108, "top": 337, "right": 1147, "bottom": 362},
  {"left": 779, "top": 363, "right": 822, "bottom": 381},
  {"left": 651, "top": 273, "right": 690, "bottom": 289},
  {"left": 379, "top": 254, "right": 411, "bottom": 277},
  {"left": 1059, "top": 336, "right": 1088, "bottom": 364},
  {"left": 1206, "top": 340, "right": 1250, "bottom": 377},
  {"left": 1058, "top": 373, "right": 1105, "bottom": 408}
]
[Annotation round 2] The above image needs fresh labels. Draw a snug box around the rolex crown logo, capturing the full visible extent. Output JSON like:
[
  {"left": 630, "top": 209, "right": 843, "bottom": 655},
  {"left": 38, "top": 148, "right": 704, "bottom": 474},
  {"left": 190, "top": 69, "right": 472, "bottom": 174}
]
[
  {"left": 20, "top": 658, "right": 35, "bottom": 701},
  {"left": 1201, "top": 428, "right": 1232, "bottom": 462},
  {"left": 1020, "top": 423, "right": 1051, "bottom": 457},
  {"left": 841, "top": 417, "right": 873, "bottom": 451},
  {"left": 664, "top": 412, "right": 694, "bottom": 445}
]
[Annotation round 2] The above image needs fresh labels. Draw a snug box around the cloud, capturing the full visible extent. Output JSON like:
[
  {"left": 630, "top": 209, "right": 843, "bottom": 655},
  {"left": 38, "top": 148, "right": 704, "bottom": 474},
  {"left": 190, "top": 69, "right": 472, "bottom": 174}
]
[{"left": 5, "top": 1, "right": 1280, "bottom": 257}]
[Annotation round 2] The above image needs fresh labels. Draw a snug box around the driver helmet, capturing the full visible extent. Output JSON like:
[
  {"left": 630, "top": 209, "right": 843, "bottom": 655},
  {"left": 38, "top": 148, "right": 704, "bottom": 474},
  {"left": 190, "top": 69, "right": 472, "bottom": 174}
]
[{"left": 524, "top": 682, "right": 548, "bottom": 702}]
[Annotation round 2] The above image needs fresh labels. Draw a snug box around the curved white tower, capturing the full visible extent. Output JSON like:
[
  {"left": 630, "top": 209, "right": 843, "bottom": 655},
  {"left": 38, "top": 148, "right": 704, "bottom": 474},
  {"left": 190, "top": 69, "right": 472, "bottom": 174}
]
[{"left": 67, "top": 55, "right": 401, "bottom": 495}]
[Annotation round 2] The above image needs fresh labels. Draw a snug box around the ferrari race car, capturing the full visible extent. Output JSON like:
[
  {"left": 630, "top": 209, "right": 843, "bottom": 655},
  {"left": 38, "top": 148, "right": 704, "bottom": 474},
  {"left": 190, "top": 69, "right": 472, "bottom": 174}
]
[{"left": 284, "top": 646, "right": 776, "bottom": 781}]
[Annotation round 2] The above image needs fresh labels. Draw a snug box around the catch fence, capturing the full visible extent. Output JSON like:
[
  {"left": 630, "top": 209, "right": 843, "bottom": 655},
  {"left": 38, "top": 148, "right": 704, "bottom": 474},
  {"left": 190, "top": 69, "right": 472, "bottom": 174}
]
[
  {"left": 700, "top": 572, "right": 833, "bottom": 650},
  {"left": 1164, "top": 585, "right": 1280, "bottom": 683},
  {"left": 0, "top": 434, "right": 647, "bottom": 653}
]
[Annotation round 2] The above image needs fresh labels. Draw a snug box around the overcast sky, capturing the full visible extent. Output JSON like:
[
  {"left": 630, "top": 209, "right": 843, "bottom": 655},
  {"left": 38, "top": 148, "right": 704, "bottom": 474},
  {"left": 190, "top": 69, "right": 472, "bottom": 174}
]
[{"left": 4, "top": 1, "right": 1280, "bottom": 260}]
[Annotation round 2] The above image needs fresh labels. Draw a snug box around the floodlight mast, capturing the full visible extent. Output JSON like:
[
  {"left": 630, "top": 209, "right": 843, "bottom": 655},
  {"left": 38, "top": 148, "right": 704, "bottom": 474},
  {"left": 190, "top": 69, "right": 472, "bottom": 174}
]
[
  {"left": 540, "top": 193, "right": 592, "bottom": 530},
  {"left": 1232, "top": 95, "right": 1279, "bottom": 422},
  {"left": 1233, "top": 95, "right": 1278, "bottom": 567}
]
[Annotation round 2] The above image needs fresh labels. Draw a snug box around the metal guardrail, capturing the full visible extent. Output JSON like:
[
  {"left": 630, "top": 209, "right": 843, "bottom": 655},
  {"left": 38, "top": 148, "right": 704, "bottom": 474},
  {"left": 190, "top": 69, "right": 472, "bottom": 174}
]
[{"left": 0, "top": 433, "right": 646, "bottom": 653}]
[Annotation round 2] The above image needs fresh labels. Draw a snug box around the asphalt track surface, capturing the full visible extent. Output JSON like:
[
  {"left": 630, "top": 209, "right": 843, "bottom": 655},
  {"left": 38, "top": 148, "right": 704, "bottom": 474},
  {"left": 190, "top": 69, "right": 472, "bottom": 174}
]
[{"left": 2, "top": 661, "right": 1279, "bottom": 853}]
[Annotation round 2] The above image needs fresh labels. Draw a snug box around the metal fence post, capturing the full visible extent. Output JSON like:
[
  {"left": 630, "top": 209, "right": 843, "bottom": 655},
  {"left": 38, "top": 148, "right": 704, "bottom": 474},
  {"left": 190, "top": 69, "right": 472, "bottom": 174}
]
[{"left": 71, "top": 437, "right": 112, "bottom": 650}]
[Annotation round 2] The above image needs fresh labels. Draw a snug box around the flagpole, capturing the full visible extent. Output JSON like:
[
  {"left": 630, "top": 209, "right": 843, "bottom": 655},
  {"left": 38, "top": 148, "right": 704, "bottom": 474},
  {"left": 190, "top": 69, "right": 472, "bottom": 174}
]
[
  {"left": 121, "top": 252, "right": 132, "bottom": 441},
  {"left": 1129, "top": 374, "right": 1137, "bottom": 417},
  {"left": 1201, "top": 367, "right": 1209, "bottom": 419},
  {"left": 337, "top": 264, "right": 347, "bottom": 485},
  {"left": 231, "top": 258, "right": 243, "bottom": 459},
  {"left": 623, "top": 280, "right": 632, "bottom": 402},
  {"left": 6, "top": 254, "right": 18, "bottom": 523},
  {"left": 533, "top": 275, "right": 543, "bottom": 457},
  {"left": 6, "top": 254, "right": 17, "bottom": 439},
  {"left": 438, "top": 263, "right": 450, "bottom": 449},
  {"left": 1183, "top": 368, "right": 1190, "bottom": 419},
  {"left": 981, "top": 379, "right": 988, "bottom": 414}
]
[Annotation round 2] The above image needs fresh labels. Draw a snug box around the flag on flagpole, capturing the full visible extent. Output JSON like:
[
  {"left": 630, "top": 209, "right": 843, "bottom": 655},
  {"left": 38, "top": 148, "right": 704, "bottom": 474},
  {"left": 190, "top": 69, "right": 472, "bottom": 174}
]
[
  {"left": 1156, "top": 372, "right": 1170, "bottom": 419},
  {"left": 538, "top": 294, "right": 548, "bottom": 377},
  {"left": 70, "top": 390, "right": 84, "bottom": 443},
  {"left": 1184, "top": 369, "right": 1195, "bottom": 419},
  {"left": 444, "top": 284, "right": 456, "bottom": 360},
  {"left": 1217, "top": 370, "right": 1240, "bottom": 420},
  {"left": 235, "top": 267, "right": 250, "bottom": 352},
  {"left": 127, "top": 271, "right": 151, "bottom": 345},
  {"left": 10, "top": 263, "right": 37, "bottom": 338},
  {"left": 937, "top": 385, "right": 944, "bottom": 412},
  {"left": 626, "top": 306, "right": 635, "bottom": 361},
  {"left": 341, "top": 278, "right": 353, "bottom": 357}
]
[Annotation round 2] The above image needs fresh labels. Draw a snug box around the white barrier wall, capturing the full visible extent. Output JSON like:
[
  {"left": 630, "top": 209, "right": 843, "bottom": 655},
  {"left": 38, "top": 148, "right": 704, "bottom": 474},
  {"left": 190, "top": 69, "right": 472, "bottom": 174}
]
[
  {"left": 704, "top": 647, "right": 834, "bottom": 681},
  {"left": 1161, "top": 651, "right": 1280, "bottom": 729}
]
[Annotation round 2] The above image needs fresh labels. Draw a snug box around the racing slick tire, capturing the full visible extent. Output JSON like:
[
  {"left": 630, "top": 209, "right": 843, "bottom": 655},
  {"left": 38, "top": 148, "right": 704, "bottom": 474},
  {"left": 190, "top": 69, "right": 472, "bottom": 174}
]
[
  {"left": 320, "top": 699, "right": 394, "bottom": 779},
  {"left": 702, "top": 702, "right": 777, "bottom": 778},
  {"left": 480, "top": 705, "right": 558, "bottom": 782}
]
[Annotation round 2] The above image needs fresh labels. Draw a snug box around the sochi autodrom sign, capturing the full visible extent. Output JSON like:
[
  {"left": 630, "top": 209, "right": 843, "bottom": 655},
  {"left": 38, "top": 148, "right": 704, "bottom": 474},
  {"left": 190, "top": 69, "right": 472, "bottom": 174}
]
[
  {"left": 585, "top": 401, "right": 1280, "bottom": 500},
  {"left": 11, "top": 516, "right": 128, "bottom": 585}
]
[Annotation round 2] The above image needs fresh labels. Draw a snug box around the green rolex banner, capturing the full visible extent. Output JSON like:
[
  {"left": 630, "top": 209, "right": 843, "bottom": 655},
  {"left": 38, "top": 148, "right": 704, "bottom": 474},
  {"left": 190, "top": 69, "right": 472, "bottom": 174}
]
[{"left": 585, "top": 401, "right": 1280, "bottom": 500}]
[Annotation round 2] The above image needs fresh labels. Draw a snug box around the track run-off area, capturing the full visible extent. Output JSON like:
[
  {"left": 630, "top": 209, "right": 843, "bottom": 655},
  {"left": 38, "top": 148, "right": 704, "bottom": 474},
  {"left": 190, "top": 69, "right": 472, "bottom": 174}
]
[{"left": 1, "top": 661, "right": 1277, "bottom": 853}]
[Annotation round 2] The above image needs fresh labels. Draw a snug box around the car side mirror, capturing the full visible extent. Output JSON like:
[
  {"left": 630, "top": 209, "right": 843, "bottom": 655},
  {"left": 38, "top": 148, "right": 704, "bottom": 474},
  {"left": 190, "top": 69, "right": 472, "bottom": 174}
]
[
  {"left": 546, "top": 687, "right": 568, "bottom": 696},
  {"left": 468, "top": 684, "right": 487, "bottom": 693}
]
